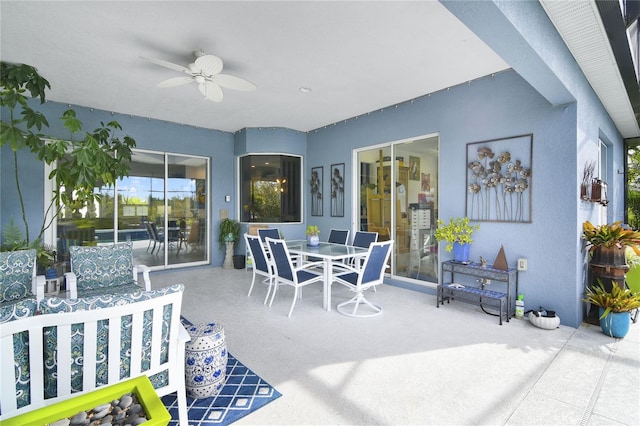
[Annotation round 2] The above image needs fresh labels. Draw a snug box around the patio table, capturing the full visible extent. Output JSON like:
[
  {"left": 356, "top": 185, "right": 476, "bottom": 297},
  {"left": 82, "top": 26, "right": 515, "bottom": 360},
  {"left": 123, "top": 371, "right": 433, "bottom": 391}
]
[{"left": 285, "top": 240, "right": 369, "bottom": 312}]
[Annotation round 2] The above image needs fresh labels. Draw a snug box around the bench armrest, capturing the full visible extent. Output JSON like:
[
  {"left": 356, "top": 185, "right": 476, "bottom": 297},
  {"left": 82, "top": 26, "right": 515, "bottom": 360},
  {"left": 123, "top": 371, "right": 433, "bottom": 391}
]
[
  {"left": 34, "top": 275, "right": 46, "bottom": 302},
  {"left": 64, "top": 271, "right": 78, "bottom": 299},
  {"left": 134, "top": 264, "right": 152, "bottom": 291}
]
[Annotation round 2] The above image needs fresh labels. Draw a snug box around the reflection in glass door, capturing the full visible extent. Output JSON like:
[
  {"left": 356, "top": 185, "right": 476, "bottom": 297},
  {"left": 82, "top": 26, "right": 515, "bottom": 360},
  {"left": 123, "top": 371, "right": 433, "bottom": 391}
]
[
  {"left": 167, "top": 154, "right": 208, "bottom": 266},
  {"left": 356, "top": 135, "right": 439, "bottom": 284},
  {"left": 56, "top": 150, "right": 209, "bottom": 270},
  {"left": 118, "top": 151, "right": 209, "bottom": 267}
]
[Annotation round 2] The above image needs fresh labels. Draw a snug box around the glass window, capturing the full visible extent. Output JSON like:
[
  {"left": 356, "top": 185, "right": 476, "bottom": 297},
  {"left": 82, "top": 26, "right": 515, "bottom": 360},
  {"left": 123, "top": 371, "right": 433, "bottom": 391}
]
[{"left": 239, "top": 154, "right": 302, "bottom": 223}]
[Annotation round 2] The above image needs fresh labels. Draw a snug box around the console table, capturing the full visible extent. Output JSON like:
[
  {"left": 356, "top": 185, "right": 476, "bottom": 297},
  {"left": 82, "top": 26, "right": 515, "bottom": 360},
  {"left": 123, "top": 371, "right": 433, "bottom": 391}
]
[{"left": 437, "top": 260, "right": 518, "bottom": 325}]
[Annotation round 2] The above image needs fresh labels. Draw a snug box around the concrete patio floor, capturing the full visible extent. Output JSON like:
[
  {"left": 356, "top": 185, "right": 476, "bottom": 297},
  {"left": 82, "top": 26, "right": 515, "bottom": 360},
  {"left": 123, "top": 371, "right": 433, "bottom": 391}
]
[{"left": 151, "top": 267, "right": 639, "bottom": 425}]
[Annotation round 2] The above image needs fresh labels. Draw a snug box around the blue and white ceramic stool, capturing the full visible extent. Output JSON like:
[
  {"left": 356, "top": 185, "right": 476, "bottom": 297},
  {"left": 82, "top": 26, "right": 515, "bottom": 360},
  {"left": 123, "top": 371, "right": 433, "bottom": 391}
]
[{"left": 184, "top": 322, "right": 228, "bottom": 398}]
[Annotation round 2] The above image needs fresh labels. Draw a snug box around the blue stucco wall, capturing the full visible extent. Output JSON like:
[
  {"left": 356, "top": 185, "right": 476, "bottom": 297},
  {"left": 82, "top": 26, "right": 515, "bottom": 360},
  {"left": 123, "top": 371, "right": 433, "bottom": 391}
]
[
  {"left": 0, "top": 1, "right": 628, "bottom": 328},
  {"left": 306, "top": 69, "right": 588, "bottom": 326},
  {"left": 1, "top": 100, "right": 235, "bottom": 268}
]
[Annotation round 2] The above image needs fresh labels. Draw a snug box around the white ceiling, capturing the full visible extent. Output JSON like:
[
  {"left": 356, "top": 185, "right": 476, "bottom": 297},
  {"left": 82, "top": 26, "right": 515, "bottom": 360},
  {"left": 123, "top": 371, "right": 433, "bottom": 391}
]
[
  {"left": 0, "top": 1, "right": 509, "bottom": 133},
  {"left": 1, "top": 1, "right": 636, "bottom": 138}
]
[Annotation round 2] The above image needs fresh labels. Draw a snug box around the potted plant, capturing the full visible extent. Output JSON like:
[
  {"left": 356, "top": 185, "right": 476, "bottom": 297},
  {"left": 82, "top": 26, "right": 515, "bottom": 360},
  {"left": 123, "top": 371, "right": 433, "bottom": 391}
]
[
  {"left": 434, "top": 217, "right": 479, "bottom": 263},
  {"left": 583, "top": 280, "right": 640, "bottom": 338},
  {"left": 306, "top": 225, "right": 320, "bottom": 247},
  {"left": 582, "top": 221, "right": 640, "bottom": 284},
  {"left": 218, "top": 218, "right": 241, "bottom": 268}
]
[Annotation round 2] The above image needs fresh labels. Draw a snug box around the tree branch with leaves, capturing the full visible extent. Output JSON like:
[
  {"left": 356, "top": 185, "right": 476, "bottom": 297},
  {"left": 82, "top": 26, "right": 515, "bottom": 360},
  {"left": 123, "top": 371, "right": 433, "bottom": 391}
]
[{"left": 1, "top": 61, "right": 135, "bottom": 248}]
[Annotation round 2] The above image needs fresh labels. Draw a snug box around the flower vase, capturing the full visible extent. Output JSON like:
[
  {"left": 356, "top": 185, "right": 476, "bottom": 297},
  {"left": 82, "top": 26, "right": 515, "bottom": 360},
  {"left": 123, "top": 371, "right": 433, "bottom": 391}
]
[
  {"left": 307, "top": 235, "right": 320, "bottom": 247},
  {"left": 453, "top": 242, "right": 470, "bottom": 263}
]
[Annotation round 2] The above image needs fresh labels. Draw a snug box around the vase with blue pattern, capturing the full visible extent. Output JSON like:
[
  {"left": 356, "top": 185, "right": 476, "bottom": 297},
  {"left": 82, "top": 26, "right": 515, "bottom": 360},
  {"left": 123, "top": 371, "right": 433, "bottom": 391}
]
[
  {"left": 185, "top": 322, "right": 228, "bottom": 398},
  {"left": 307, "top": 235, "right": 320, "bottom": 247}
]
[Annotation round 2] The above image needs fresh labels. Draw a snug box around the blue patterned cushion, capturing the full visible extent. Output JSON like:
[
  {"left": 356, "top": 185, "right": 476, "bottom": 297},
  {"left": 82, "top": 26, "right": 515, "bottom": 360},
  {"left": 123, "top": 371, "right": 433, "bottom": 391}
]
[
  {"left": 0, "top": 298, "right": 38, "bottom": 411},
  {"left": 70, "top": 243, "right": 136, "bottom": 291},
  {"left": 39, "top": 284, "right": 184, "bottom": 399},
  {"left": 0, "top": 249, "right": 36, "bottom": 303},
  {"left": 74, "top": 282, "right": 145, "bottom": 299}
]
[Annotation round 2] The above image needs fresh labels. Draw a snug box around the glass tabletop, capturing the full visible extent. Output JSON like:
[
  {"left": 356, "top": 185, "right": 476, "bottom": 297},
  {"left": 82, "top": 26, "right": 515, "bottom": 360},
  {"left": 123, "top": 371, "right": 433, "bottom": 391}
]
[{"left": 285, "top": 240, "right": 368, "bottom": 259}]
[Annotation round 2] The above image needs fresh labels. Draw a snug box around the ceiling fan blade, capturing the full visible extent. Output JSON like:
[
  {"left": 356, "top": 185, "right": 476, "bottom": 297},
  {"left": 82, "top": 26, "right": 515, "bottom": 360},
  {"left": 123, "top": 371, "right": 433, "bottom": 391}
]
[
  {"left": 213, "top": 74, "right": 257, "bottom": 91},
  {"left": 199, "top": 81, "right": 224, "bottom": 102},
  {"left": 156, "top": 76, "right": 194, "bottom": 88},
  {"left": 194, "top": 54, "right": 223, "bottom": 76},
  {"left": 141, "top": 56, "right": 190, "bottom": 73}
]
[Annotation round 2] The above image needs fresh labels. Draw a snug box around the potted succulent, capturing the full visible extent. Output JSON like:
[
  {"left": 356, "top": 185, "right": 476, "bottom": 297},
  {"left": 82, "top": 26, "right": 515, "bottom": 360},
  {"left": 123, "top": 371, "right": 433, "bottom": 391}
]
[
  {"left": 434, "top": 217, "right": 479, "bottom": 263},
  {"left": 583, "top": 280, "right": 640, "bottom": 338},
  {"left": 306, "top": 225, "right": 320, "bottom": 247},
  {"left": 218, "top": 218, "right": 241, "bottom": 268},
  {"left": 582, "top": 221, "right": 640, "bottom": 283}
]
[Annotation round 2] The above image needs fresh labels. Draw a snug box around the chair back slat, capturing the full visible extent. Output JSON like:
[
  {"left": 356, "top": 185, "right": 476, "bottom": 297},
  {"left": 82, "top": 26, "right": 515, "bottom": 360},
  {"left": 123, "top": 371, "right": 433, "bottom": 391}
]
[
  {"left": 0, "top": 287, "right": 185, "bottom": 421},
  {"left": 361, "top": 241, "right": 393, "bottom": 284},
  {"left": 258, "top": 228, "right": 280, "bottom": 243},
  {"left": 246, "top": 234, "right": 270, "bottom": 273},
  {"left": 266, "top": 238, "right": 294, "bottom": 281},
  {"left": 353, "top": 231, "right": 378, "bottom": 248},
  {"left": 328, "top": 229, "right": 350, "bottom": 245}
]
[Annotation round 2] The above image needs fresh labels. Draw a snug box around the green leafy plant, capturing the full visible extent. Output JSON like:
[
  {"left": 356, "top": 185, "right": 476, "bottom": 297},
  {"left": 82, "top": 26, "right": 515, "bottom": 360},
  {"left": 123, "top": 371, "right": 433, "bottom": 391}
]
[
  {"left": 0, "top": 61, "right": 136, "bottom": 245},
  {"left": 306, "top": 225, "right": 320, "bottom": 237},
  {"left": 218, "top": 218, "right": 240, "bottom": 249},
  {"left": 434, "top": 217, "right": 479, "bottom": 252},
  {"left": 582, "top": 221, "right": 640, "bottom": 255},
  {"left": 583, "top": 280, "right": 640, "bottom": 319}
]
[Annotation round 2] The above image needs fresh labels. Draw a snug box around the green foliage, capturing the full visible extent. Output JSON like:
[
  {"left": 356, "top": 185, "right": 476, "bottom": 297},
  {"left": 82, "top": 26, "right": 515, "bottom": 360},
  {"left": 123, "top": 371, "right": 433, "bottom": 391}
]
[
  {"left": 250, "top": 181, "right": 281, "bottom": 221},
  {"left": 582, "top": 221, "right": 640, "bottom": 256},
  {"left": 218, "top": 218, "right": 241, "bottom": 249},
  {"left": 306, "top": 225, "right": 320, "bottom": 236},
  {"left": 0, "top": 217, "right": 28, "bottom": 251},
  {"left": 628, "top": 191, "right": 640, "bottom": 230},
  {"left": 583, "top": 280, "right": 640, "bottom": 319},
  {"left": 626, "top": 246, "right": 640, "bottom": 267},
  {"left": 434, "top": 217, "right": 479, "bottom": 252},
  {"left": 1, "top": 61, "right": 135, "bottom": 244},
  {"left": 1, "top": 217, "right": 54, "bottom": 269}
]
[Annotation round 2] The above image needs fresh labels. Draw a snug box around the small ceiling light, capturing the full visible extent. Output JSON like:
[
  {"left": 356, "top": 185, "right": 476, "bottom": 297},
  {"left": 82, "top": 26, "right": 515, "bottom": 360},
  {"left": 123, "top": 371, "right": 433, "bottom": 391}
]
[{"left": 299, "top": 87, "right": 312, "bottom": 93}]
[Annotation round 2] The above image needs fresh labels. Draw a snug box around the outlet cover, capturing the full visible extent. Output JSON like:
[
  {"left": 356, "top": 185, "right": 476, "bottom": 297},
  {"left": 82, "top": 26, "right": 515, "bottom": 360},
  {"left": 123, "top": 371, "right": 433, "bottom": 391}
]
[{"left": 517, "top": 258, "right": 527, "bottom": 271}]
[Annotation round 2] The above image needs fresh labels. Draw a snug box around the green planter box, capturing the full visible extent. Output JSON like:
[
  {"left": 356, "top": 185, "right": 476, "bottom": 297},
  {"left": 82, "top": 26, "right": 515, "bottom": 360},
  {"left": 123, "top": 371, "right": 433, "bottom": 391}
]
[{"left": 2, "top": 376, "right": 170, "bottom": 426}]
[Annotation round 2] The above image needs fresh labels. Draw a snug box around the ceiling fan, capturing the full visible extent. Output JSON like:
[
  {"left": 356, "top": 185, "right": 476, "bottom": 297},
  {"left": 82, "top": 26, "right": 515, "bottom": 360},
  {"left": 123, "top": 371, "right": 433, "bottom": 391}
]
[{"left": 141, "top": 50, "right": 256, "bottom": 102}]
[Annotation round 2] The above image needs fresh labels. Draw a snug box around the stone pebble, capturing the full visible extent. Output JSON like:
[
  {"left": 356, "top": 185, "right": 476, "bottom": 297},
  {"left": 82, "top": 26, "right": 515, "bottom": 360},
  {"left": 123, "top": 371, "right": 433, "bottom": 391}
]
[{"left": 48, "top": 392, "right": 149, "bottom": 425}]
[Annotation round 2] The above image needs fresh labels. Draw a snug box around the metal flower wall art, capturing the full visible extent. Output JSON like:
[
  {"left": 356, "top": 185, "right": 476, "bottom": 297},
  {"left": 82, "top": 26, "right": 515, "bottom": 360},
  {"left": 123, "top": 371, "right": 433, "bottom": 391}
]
[{"left": 466, "top": 134, "right": 532, "bottom": 223}]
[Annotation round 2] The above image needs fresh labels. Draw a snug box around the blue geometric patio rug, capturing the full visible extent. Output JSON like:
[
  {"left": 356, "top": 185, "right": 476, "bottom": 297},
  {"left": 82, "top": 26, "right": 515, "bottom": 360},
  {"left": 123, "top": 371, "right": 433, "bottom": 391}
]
[{"left": 161, "top": 318, "right": 282, "bottom": 425}]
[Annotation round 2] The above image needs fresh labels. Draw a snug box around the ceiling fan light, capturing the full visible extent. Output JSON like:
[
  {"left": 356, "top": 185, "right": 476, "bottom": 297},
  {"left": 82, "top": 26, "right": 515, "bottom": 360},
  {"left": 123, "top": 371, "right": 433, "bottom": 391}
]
[{"left": 194, "top": 75, "right": 205, "bottom": 84}]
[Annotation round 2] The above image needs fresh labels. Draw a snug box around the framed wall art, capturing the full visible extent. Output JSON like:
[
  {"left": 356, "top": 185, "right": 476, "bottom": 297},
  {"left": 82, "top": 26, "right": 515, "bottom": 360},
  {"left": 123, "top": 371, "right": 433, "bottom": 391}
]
[
  {"left": 310, "top": 166, "right": 323, "bottom": 216},
  {"left": 465, "top": 134, "right": 533, "bottom": 223},
  {"left": 409, "top": 156, "right": 420, "bottom": 181},
  {"left": 330, "top": 163, "right": 345, "bottom": 217}
]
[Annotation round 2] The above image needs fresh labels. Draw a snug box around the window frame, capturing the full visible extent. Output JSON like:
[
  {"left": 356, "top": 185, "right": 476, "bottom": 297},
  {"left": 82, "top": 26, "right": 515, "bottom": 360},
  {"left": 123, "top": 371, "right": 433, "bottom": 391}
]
[{"left": 238, "top": 153, "right": 303, "bottom": 224}]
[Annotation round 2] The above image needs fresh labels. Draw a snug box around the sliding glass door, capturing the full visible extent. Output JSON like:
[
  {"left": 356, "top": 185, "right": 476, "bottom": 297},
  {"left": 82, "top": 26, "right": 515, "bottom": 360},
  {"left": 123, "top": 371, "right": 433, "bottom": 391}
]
[
  {"left": 55, "top": 150, "right": 209, "bottom": 269},
  {"left": 356, "top": 135, "right": 439, "bottom": 284}
]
